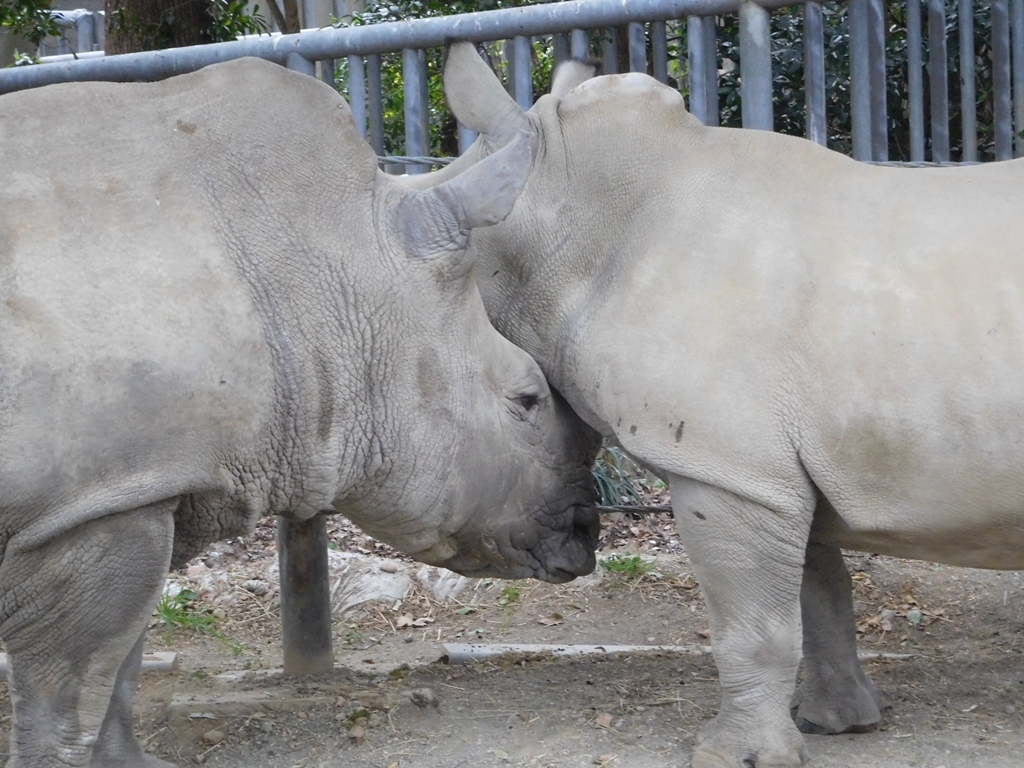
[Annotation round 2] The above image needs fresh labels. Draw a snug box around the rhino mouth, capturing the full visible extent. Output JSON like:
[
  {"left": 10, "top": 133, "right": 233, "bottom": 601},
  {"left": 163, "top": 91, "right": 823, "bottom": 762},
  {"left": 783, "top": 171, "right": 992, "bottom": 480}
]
[{"left": 438, "top": 503, "right": 600, "bottom": 583}]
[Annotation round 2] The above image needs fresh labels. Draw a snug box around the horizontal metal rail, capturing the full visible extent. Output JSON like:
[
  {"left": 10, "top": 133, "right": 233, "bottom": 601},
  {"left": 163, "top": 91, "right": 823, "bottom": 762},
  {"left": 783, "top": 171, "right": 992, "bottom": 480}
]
[{"left": 0, "top": 0, "right": 798, "bottom": 93}]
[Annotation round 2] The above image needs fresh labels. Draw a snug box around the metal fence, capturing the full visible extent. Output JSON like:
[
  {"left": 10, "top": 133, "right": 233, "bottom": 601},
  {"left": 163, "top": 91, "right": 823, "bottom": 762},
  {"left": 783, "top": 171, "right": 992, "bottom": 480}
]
[{"left": 3, "top": 0, "right": 1023, "bottom": 165}]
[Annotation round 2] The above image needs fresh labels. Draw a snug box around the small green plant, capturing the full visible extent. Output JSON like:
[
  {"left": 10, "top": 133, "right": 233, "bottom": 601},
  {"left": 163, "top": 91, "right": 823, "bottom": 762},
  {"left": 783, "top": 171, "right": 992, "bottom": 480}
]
[
  {"left": 497, "top": 583, "right": 522, "bottom": 609},
  {"left": 342, "top": 625, "right": 364, "bottom": 645},
  {"left": 154, "top": 589, "right": 244, "bottom": 655},
  {"left": 599, "top": 553, "right": 655, "bottom": 579}
]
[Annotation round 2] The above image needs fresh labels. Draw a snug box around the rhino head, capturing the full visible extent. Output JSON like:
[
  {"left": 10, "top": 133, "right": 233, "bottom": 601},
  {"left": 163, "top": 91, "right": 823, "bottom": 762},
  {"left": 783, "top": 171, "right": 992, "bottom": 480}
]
[{"left": 325, "top": 123, "right": 601, "bottom": 584}]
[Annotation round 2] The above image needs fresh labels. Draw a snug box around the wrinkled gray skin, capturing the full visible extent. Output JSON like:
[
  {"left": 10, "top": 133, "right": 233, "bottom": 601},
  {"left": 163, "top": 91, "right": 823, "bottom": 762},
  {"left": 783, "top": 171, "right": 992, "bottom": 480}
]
[
  {"left": 0, "top": 57, "right": 599, "bottom": 768},
  {"left": 410, "top": 43, "right": 1024, "bottom": 768}
]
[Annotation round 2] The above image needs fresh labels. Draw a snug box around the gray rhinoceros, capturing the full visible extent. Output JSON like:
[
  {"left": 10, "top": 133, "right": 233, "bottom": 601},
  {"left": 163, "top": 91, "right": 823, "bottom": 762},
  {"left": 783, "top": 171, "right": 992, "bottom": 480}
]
[
  {"left": 0, "top": 57, "right": 600, "bottom": 768},
  {"left": 413, "top": 42, "right": 1024, "bottom": 768}
]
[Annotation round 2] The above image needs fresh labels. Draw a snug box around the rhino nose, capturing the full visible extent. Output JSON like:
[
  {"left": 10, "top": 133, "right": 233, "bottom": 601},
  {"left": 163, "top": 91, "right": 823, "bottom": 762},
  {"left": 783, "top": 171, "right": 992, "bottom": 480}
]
[{"left": 573, "top": 505, "right": 601, "bottom": 550}]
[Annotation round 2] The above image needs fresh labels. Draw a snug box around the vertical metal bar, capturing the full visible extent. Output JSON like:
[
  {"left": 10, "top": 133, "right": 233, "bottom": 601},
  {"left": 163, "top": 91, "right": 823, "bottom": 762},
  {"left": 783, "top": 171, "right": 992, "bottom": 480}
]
[
  {"left": 458, "top": 124, "right": 478, "bottom": 154},
  {"left": 286, "top": 52, "right": 316, "bottom": 77},
  {"left": 403, "top": 48, "right": 429, "bottom": 174},
  {"left": 849, "top": 0, "right": 872, "bottom": 160},
  {"left": 505, "top": 37, "right": 518, "bottom": 100},
  {"left": 1013, "top": 0, "right": 1024, "bottom": 157},
  {"left": 512, "top": 35, "right": 533, "bottom": 109},
  {"left": 76, "top": 13, "right": 96, "bottom": 53},
  {"left": 704, "top": 16, "right": 719, "bottom": 126},
  {"left": 301, "top": 0, "right": 317, "bottom": 28},
  {"left": 867, "top": 0, "right": 888, "bottom": 160},
  {"left": 739, "top": 1, "right": 772, "bottom": 131},
  {"left": 346, "top": 56, "right": 366, "bottom": 139},
  {"left": 993, "top": 0, "right": 1013, "bottom": 160},
  {"left": 602, "top": 27, "right": 620, "bottom": 75},
  {"left": 651, "top": 21, "right": 669, "bottom": 83},
  {"left": 278, "top": 515, "right": 333, "bottom": 677},
  {"left": 628, "top": 21, "right": 647, "bottom": 72},
  {"left": 56, "top": 36, "right": 69, "bottom": 56},
  {"left": 928, "top": 0, "right": 950, "bottom": 163},
  {"left": 804, "top": 1, "right": 827, "bottom": 145},
  {"left": 688, "top": 16, "right": 709, "bottom": 123},
  {"left": 554, "top": 33, "right": 570, "bottom": 66},
  {"left": 320, "top": 59, "right": 336, "bottom": 88},
  {"left": 95, "top": 9, "right": 105, "bottom": 50},
  {"left": 366, "top": 53, "right": 385, "bottom": 157},
  {"left": 907, "top": 0, "right": 925, "bottom": 161},
  {"left": 571, "top": 28, "right": 589, "bottom": 59},
  {"left": 958, "top": 0, "right": 977, "bottom": 162}
]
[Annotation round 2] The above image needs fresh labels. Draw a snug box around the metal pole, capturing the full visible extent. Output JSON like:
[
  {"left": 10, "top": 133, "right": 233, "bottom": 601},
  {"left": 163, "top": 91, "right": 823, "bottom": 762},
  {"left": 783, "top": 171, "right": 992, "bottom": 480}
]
[
  {"left": 907, "top": 0, "right": 925, "bottom": 161},
  {"left": 993, "top": 0, "right": 1013, "bottom": 160},
  {"left": 278, "top": 515, "right": 334, "bottom": 676},
  {"left": 958, "top": 0, "right": 977, "bottom": 162},
  {"left": 688, "top": 16, "right": 709, "bottom": 122},
  {"left": 76, "top": 13, "right": 96, "bottom": 53},
  {"left": 286, "top": 51, "right": 316, "bottom": 76},
  {"left": 402, "top": 48, "right": 429, "bottom": 174},
  {"left": 704, "top": 16, "right": 719, "bottom": 125},
  {"left": 512, "top": 35, "right": 533, "bottom": 108},
  {"left": 1013, "top": 0, "right": 1024, "bottom": 157},
  {"left": 320, "top": 58, "right": 336, "bottom": 87},
  {"left": 4, "top": 0, "right": 817, "bottom": 94},
  {"left": 458, "top": 124, "right": 478, "bottom": 154},
  {"left": 849, "top": 0, "right": 872, "bottom": 160},
  {"left": 347, "top": 55, "right": 366, "bottom": 139},
  {"left": 602, "top": 27, "right": 620, "bottom": 74},
  {"left": 867, "top": 0, "right": 888, "bottom": 160},
  {"left": 628, "top": 21, "right": 648, "bottom": 72},
  {"left": 739, "top": 0, "right": 772, "bottom": 131},
  {"left": 554, "top": 32, "right": 570, "bottom": 65},
  {"left": 571, "top": 28, "right": 589, "bottom": 58},
  {"left": 803, "top": 1, "right": 826, "bottom": 145},
  {"left": 366, "top": 53, "right": 385, "bottom": 157},
  {"left": 928, "top": 0, "right": 950, "bottom": 163},
  {"left": 651, "top": 20, "right": 668, "bottom": 82}
]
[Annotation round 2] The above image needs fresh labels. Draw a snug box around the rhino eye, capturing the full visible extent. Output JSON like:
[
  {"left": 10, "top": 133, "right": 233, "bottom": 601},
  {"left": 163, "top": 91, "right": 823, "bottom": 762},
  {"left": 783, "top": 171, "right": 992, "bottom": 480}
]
[{"left": 514, "top": 394, "right": 540, "bottom": 412}]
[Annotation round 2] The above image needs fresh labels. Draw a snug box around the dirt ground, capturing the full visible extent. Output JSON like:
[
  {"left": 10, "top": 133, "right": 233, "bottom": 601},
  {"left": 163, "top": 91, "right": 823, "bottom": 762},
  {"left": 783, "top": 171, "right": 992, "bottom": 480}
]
[{"left": 2, "top": 512, "right": 1023, "bottom": 768}]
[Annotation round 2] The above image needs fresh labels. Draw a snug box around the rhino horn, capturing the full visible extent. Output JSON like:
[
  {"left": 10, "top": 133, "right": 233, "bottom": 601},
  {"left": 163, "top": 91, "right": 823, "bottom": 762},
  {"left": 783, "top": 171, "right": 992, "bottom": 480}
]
[
  {"left": 550, "top": 59, "right": 600, "bottom": 99},
  {"left": 444, "top": 41, "right": 529, "bottom": 144}
]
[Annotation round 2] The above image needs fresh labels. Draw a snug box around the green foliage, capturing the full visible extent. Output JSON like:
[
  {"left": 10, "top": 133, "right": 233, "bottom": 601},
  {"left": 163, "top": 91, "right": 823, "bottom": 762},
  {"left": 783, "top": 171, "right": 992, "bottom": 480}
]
[
  {"left": 592, "top": 445, "right": 647, "bottom": 506},
  {"left": 599, "top": 553, "right": 656, "bottom": 579},
  {"left": 0, "top": 0, "right": 59, "bottom": 47},
  {"left": 497, "top": 583, "right": 522, "bottom": 608},
  {"left": 206, "top": 0, "right": 269, "bottom": 41},
  {"left": 154, "top": 588, "right": 244, "bottom": 655}
]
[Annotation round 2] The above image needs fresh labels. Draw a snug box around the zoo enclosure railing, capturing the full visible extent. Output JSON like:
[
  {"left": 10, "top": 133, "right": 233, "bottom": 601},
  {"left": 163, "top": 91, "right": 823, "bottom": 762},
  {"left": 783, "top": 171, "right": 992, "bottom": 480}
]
[
  {"left": 2, "top": 0, "right": 1023, "bottom": 675},
  {"left": 4, "top": 0, "right": 1024, "bottom": 166}
]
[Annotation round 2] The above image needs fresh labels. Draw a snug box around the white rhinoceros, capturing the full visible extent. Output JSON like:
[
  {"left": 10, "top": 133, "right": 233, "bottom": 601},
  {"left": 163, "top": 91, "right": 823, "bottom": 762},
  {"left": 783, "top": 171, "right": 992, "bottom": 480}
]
[
  {"left": 0, "top": 57, "right": 600, "bottom": 768},
  {"left": 415, "top": 42, "right": 1024, "bottom": 768}
]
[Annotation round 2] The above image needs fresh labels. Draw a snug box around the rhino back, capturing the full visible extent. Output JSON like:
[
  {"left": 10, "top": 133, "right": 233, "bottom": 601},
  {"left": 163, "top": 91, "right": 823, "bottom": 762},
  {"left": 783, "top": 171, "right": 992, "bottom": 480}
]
[{"left": 0, "top": 60, "right": 378, "bottom": 549}]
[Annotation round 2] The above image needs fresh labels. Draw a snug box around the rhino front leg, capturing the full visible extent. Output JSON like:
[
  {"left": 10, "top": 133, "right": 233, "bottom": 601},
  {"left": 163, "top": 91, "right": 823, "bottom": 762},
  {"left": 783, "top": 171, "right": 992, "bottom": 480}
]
[
  {"left": 670, "top": 475, "right": 810, "bottom": 768},
  {"left": 0, "top": 501, "right": 176, "bottom": 768},
  {"left": 792, "top": 537, "right": 884, "bottom": 735}
]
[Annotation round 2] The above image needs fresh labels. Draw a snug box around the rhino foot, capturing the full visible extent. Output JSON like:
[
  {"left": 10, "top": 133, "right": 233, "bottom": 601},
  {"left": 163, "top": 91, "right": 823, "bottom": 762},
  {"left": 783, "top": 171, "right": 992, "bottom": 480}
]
[
  {"left": 693, "top": 714, "right": 807, "bottom": 768},
  {"left": 791, "top": 673, "right": 884, "bottom": 735}
]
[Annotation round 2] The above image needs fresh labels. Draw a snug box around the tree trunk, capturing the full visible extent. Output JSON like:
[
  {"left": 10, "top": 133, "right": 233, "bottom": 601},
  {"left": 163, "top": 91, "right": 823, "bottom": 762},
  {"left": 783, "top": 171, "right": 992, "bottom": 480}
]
[{"left": 104, "top": 0, "right": 211, "bottom": 54}]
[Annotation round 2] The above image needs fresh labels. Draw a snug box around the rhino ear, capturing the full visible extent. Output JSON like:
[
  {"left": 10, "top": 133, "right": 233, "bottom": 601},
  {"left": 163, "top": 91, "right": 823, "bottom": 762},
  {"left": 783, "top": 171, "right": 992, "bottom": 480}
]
[
  {"left": 399, "top": 130, "right": 533, "bottom": 260},
  {"left": 444, "top": 40, "right": 529, "bottom": 145},
  {"left": 550, "top": 59, "right": 600, "bottom": 99},
  {"left": 429, "top": 128, "right": 533, "bottom": 229}
]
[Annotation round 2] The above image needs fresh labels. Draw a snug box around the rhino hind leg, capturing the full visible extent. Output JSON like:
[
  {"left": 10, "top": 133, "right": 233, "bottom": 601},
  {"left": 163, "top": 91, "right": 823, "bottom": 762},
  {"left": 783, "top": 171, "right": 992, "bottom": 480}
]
[
  {"left": 669, "top": 475, "right": 809, "bottom": 768},
  {"left": 0, "top": 501, "right": 175, "bottom": 768},
  {"left": 792, "top": 538, "right": 884, "bottom": 735}
]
